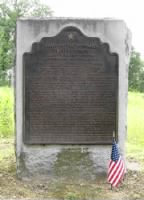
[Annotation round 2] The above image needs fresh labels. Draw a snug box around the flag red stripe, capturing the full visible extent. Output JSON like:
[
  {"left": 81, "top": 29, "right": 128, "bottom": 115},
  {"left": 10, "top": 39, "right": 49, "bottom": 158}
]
[
  {"left": 110, "top": 160, "right": 123, "bottom": 185},
  {"left": 108, "top": 159, "right": 120, "bottom": 180},
  {"left": 107, "top": 158, "right": 121, "bottom": 181},
  {"left": 108, "top": 159, "right": 122, "bottom": 183},
  {"left": 108, "top": 160, "right": 114, "bottom": 173},
  {"left": 113, "top": 167, "right": 124, "bottom": 187},
  {"left": 108, "top": 160, "right": 125, "bottom": 187},
  {"left": 114, "top": 162, "right": 125, "bottom": 187},
  {"left": 107, "top": 139, "right": 125, "bottom": 187},
  {"left": 108, "top": 161, "right": 115, "bottom": 176}
]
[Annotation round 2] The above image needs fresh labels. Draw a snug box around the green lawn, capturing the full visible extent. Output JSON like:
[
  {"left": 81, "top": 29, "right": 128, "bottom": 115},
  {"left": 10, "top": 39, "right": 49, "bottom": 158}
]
[
  {"left": 0, "top": 86, "right": 14, "bottom": 137},
  {"left": 127, "top": 92, "right": 144, "bottom": 161}
]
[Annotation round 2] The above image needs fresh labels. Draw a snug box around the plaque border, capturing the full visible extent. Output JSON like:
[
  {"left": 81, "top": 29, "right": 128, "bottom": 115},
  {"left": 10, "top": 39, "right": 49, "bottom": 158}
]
[{"left": 23, "top": 26, "right": 119, "bottom": 145}]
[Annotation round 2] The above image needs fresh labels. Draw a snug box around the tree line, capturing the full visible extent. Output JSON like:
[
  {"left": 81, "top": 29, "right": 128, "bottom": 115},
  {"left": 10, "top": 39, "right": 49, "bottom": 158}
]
[
  {"left": 129, "top": 47, "right": 144, "bottom": 92},
  {"left": 0, "top": 0, "right": 144, "bottom": 92},
  {"left": 0, "top": 0, "right": 52, "bottom": 85}
]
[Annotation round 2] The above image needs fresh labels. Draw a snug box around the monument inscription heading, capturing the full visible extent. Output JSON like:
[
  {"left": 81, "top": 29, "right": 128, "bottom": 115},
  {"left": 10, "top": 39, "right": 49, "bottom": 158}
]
[{"left": 23, "top": 26, "right": 118, "bottom": 144}]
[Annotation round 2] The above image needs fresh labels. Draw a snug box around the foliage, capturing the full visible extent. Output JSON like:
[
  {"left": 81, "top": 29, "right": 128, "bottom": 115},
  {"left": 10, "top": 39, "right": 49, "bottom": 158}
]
[
  {"left": 0, "top": 87, "right": 14, "bottom": 137},
  {"left": 129, "top": 48, "right": 144, "bottom": 92},
  {"left": 0, "top": 0, "right": 53, "bottom": 85}
]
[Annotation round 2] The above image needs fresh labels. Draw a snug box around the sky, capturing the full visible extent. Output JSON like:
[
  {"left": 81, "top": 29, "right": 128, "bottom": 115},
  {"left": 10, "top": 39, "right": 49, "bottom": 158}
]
[{"left": 42, "top": 0, "right": 144, "bottom": 58}]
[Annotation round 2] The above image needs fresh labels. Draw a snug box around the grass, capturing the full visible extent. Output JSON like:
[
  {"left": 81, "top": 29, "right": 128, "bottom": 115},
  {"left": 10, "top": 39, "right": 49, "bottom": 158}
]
[
  {"left": 0, "top": 86, "right": 14, "bottom": 137},
  {"left": 127, "top": 92, "right": 144, "bottom": 161},
  {"left": 0, "top": 138, "right": 15, "bottom": 174}
]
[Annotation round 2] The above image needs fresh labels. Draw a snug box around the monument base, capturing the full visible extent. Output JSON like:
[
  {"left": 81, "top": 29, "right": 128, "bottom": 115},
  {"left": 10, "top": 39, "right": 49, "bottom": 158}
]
[{"left": 17, "top": 146, "right": 111, "bottom": 181}]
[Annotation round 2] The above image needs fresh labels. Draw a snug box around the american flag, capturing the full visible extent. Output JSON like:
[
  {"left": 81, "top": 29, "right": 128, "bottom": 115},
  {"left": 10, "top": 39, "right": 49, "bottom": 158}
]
[{"left": 107, "top": 138, "right": 125, "bottom": 187}]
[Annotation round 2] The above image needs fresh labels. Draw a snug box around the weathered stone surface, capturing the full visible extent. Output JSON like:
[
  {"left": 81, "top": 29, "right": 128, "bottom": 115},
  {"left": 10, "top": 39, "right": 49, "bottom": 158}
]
[
  {"left": 17, "top": 145, "right": 111, "bottom": 181},
  {"left": 16, "top": 18, "right": 131, "bottom": 181}
]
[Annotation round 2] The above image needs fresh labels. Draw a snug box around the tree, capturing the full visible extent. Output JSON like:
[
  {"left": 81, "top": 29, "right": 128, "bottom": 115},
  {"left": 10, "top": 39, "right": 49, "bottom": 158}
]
[
  {"left": 0, "top": 0, "right": 53, "bottom": 85},
  {"left": 128, "top": 47, "right": 144, "bottom": 92},
  {"left": 138, "top": 62, "right": 144, "bottom": 92}
]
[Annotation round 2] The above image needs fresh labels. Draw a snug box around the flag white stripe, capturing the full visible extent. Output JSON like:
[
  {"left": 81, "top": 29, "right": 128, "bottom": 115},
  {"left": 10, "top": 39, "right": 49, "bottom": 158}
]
[
  {"left": 114, "top": 163, "right": 125, "bottom": 186},
  {"left": 113, "top": 162, "right": 125, "bottom": 186},
  {"left": 108, "top": 162, "right": 116, "bottom": 181},
  {"left": 108, "top": 159, "right": 121, "bottom": 180},
  {"left": 108, "top": 156, "right": 121, "bottom": 176},
  {"left": 110, "top": 160, "right": 123, "bottom": 184},
  {"left": 107, "top": 139, "right": 126, "bottom": 187},
  {"left": 108, "top": 158, "right": 121, "bottom": 181},
  {"left": 108, "top": 161, "right": 115, "bottom": 173}
]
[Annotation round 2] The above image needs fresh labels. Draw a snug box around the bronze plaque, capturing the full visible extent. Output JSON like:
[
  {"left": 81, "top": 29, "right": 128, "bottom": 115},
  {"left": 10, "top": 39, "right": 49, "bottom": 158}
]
[{"left": 23, "top": 27, "right": 118, "bottom": 144}]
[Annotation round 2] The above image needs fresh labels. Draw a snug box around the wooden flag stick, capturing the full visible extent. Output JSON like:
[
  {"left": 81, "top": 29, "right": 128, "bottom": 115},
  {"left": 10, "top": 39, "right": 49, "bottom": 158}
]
[
  {"left": 111, "top": 184, "right": 113, "bottom": 190},
  {"left": 113, "top": 131, "right": 115, "bottom": 139}
]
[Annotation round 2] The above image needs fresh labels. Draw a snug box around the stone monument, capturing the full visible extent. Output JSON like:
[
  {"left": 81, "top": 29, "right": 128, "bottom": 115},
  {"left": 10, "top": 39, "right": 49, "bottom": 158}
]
[{"left": 16, "top": 18, "right": 131, "bottom": 181}]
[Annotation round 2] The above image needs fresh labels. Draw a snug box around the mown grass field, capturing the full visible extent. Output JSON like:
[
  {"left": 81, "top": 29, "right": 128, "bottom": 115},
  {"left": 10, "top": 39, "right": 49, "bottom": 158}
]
[{"left": 127, "top": 92, "right": 144, "bottom": 161}]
